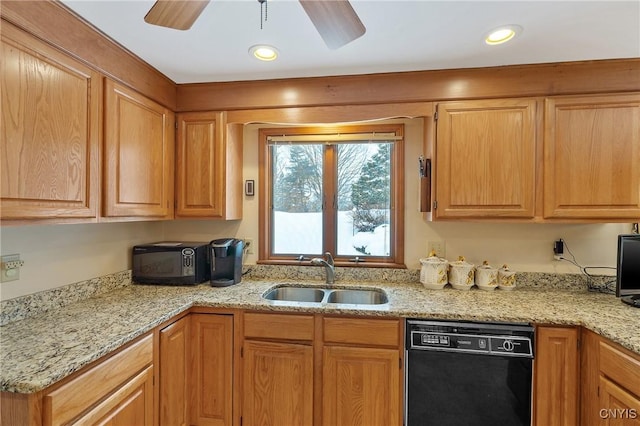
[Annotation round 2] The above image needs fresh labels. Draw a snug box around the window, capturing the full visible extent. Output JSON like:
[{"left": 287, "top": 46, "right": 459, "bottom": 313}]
[{"left": 258, "top": 124, "right": 404, "bottom": 267}]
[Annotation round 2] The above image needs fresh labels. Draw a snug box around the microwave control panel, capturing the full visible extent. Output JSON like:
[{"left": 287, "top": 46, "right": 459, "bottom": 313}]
[{"left": 181, "top": 248, "right": 195, "bottom": 276}]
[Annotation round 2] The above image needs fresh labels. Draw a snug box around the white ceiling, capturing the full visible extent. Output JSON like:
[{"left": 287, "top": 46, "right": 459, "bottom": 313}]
[{"left": 60, "top": 0, "right": 640, "bottom": 84}]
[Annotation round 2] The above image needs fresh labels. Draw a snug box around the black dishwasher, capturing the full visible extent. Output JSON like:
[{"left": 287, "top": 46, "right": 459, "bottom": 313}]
[{"left": 405, "top": 319, "right": 534, "bottom": 426}]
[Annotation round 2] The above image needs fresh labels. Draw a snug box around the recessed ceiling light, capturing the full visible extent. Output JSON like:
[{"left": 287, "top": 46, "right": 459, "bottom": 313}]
[
  {"left": 249, "top": 44, "right": 279, "bottom": 61},
  {"left": 485, "top": 25, "right": 522, "bottom": 45}
]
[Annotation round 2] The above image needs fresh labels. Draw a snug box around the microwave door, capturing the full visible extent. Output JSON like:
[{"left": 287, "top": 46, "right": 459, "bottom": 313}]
[{"left": 134, "top": 252, "right": 183, "bottom": 278}]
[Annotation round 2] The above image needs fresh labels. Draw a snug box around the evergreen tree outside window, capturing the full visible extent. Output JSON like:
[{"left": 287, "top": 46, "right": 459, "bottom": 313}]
[{"left": 259, "top": 124, "right": 404, "bottom": 267}]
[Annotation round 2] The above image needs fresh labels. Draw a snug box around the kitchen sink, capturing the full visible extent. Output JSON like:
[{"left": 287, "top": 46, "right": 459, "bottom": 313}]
[
  {"left": 262, "top": 286, "right": 388, "bottom": 306},
  {"left": 263, "top": 287, "right": 325, "bottom": 303},
  {"left": 326, "top": 288, "right": 388, "bottom": 305}
]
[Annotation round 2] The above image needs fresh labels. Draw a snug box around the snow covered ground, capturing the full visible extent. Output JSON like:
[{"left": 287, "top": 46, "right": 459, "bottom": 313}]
[{"left": 273, "top": 210, "right": 390, "bottom": 256}]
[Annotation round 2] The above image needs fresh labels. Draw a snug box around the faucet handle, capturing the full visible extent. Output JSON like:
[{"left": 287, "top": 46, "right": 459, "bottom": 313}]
[{"left": 324, "top": 252, "right": 334, "bottom": 267}]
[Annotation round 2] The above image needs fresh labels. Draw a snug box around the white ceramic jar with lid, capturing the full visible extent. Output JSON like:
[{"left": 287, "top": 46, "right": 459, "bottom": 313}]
[
  {"left": 498, "top": 264, "right": 517, "bottom": 290},
  {"left": 475, "top": 260, "right": 498, "bottom": 291},
  {"left": 448, "top": 256, "right": 475, "bottom": 290},
  {"left": 419, "top": 250, "right": 449, "bottom": 290}
]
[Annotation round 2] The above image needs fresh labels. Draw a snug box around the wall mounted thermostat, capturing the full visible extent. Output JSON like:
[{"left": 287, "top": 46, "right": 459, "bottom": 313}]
[{"left": 245, "top": 180, "right": 255, "bottom": 196}]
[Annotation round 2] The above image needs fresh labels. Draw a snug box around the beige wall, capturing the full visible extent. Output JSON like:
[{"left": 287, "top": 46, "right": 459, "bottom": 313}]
[
  {"left": 0, "top": 221, "right": 164, "bottom": 300},
  {"left": 1, "top": 119, "right": 632, "bottom": 301}
]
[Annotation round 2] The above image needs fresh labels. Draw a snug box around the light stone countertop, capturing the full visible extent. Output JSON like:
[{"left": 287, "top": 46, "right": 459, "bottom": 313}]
[{"left": 1, "top": 278, "right": 639, "bottom": 394}]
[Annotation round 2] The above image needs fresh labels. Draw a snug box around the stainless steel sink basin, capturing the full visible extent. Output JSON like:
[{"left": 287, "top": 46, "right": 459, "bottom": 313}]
[
  {"left": 262, "top": 286, "right": 388, "bottom": 306},
  {"left": 326, "top": 288, "right": 388, "bottom": 305},
  {"left": 263, "top": 287, "right": 325, "bottom": 303}
]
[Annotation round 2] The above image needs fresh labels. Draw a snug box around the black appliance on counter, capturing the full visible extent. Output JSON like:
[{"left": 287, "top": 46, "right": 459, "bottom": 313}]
[
  {"left": 616, "top": 233, "right": 640, "bottom": 307},
  {"left": 210, "top": 238, "right": 244, "bottom": 287},
  {"left": 405, "top": 319, "right": 535, "bottom": 426},
  {"left": 132, "top": 242, "right": 210, "bottom": 285}
]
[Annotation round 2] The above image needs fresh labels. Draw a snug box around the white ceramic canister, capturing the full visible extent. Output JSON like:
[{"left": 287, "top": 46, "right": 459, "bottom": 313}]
[
  {"left": 475, "top": 260, "right": 498, "bottom": 291},
  {"left": 498, "top": 264, "right": 517, "bottom": 290},
  {"left": 448, "top": 256, "right": 475, "bottom": 290},
  {"left": 419, "top": 250, "right": 449, "bottom": 290}
]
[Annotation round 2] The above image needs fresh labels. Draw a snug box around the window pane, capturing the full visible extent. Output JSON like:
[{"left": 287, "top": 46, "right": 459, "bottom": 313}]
[
  {"left": 337, "top": 143, "right": 392, "bottom": 257},
  {"left": 271, "top": 144, "right": 323, "bottom": 255}
]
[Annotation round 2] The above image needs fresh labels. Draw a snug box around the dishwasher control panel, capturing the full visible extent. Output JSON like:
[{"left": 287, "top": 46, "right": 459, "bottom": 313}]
[{"left": 408, "top": 320, "right": 534, "bottom": 358}]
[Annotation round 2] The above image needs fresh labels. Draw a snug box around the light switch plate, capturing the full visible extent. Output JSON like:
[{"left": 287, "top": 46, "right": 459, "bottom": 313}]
[
  {"left": 1, "top": 254, "right": 23, "bottom": 282},
  {"left": 427, "top": 241, "right": 445, "bottom": 258},
  {"left": 244, "top": 239, "right": 254, "bottom": 255}
]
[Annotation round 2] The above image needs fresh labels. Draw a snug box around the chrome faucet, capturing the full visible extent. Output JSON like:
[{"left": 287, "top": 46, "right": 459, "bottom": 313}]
[{"left": 310, "top": 252, "right": 335, "bottom": 285}]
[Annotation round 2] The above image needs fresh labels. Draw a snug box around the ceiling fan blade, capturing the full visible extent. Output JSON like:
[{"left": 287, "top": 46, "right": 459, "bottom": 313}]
[
  {"left": 144, "top": 0, "right": 211, "bottom": 31},
  {"left": 299, "top": 0, "right": 366, "bottom": 49}
]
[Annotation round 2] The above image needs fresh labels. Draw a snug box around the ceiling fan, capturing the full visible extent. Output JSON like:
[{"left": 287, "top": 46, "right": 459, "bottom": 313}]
[{"left": 144, "top": 0, "right": 366, "bottom": 50}]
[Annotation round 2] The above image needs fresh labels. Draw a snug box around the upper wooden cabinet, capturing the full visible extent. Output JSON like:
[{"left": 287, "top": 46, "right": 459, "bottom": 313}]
[
  {"left": 434, "top": 98, "right": 538, "bottom": 219},
  {"left": 543, "top": 93, "right": 640, "bottom": 220},
  {"left": 103, "top": 79, "right": 174, "bottom": 219},
  {"left": 0, "top": 22, "right": 101, "bottom": 221},
  {"left": 176, "top": 112, "right": 243, "bottom": 219}
]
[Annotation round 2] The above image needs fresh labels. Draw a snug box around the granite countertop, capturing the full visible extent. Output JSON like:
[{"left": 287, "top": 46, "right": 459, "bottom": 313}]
[{"left": 1, "top": 277, "right": 639, "bottom": 394}]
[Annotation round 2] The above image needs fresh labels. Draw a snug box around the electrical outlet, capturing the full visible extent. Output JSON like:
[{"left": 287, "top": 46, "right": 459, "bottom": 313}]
[
  {"left": 244, "top": 239, "right": 254, "bottom": 255},
  {"left": 553, "top": 239, "right": 564, "bottom": 261},
  {"left": 1, "top": 254, "right": 24, "bottom": 282},
  {"left": 427, "top": 241, "right": 445, "bottom": 258}
]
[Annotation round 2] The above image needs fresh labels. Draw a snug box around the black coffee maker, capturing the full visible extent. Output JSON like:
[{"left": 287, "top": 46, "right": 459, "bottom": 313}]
[{"left": 210, "top": 238, "right": 244, "bottom": 287}]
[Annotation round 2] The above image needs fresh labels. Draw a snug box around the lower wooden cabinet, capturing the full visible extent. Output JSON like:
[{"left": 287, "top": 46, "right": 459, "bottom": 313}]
[
  {"left": 43, "top": 334, "right": 153, "bottom": 426},
  {"left": 582, "top": 328, "right": 640, "bottom": 426},
  {"left": 190, "top": 313, "right": 234, "bottom": 426},
  {"left": 534, "top": 325, "right": 580, "bottom": 426},
  {"left": 243, "top": 340, "right": 314, "bottom": 426},
  {"left": 159, "top": 315, "right": 190, "bottom": 426},
  {"left": 242, "top": 312, "right": 314, "bottom": 426},
  {"left": 321, "top": 316, "right": 402, "bottom": 426},
  {"left": 322, "top": 345, "right": 400, "bottom": 426},
  {"left": 72, "top": 366, "right": 154, "bottom": 425},
  {"left": 240, "top": 312, "right": 402, "bottom": 426},
  {"left": 599, "top": 376, "right": 640, "bottom": 426}
]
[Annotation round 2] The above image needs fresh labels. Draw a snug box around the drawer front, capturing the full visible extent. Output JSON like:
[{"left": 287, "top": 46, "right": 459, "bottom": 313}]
[
  {"left": 244, "top": 312, "right": 315, "bottom": 341},
  {"left": 600, "top": 340, "right": 640, "bottom": 396},
  {"left": 43, "top": 333, "right": 153, "bottom": 426},
  {"left": 323, "top": 317, "right": 400, "bottom": 347}
]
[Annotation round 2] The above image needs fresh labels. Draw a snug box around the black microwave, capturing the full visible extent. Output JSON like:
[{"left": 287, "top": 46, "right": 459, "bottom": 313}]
[{"left": 132, "top": 242, "right": 210, "bottom": 285}]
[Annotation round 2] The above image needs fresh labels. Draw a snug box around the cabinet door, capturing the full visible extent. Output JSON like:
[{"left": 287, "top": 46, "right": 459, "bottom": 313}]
[
  {"left": 242, "top": 340, "right": 313, "bottom": 426},
  {"left": 580, "top": 328, "right": 601, "bottom": 426},
  {"left": 1, "top": 22, "right": 100, "bottom": 220},
  {"left": 43, "top": 334, "right": 153, "bottom": 426},
  {"left": 599, "top": 376, "right": 640, "bottom": 426},
  {"left": 534, "top": 326, "right": 579, "bottom": 426},
  {"left": 175, "top": 112, "right": 243, "bottom": 219},
  {"left": 322, "top": 346, "right": 401, "bottom": 426},
  {"left": 176, "top": 111, "right": 223, "bottom": 218},
  {"left": 190, "top": 314, "right": 233, "bottom": 426},
  {"left": 74, "top": 366, "right": 154, "bottom": 426},
  {"left": 104, "top": 79, "right": 174, "bottom": 218},
  {"left": 159, "top": 316, "right": 190, "bottom": 426},
  {"left": 544, "top": 93, "right": 640, "bottom": 219},
  {"left": 435, "top": 99, "right": 538, "bottom": 219}
]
